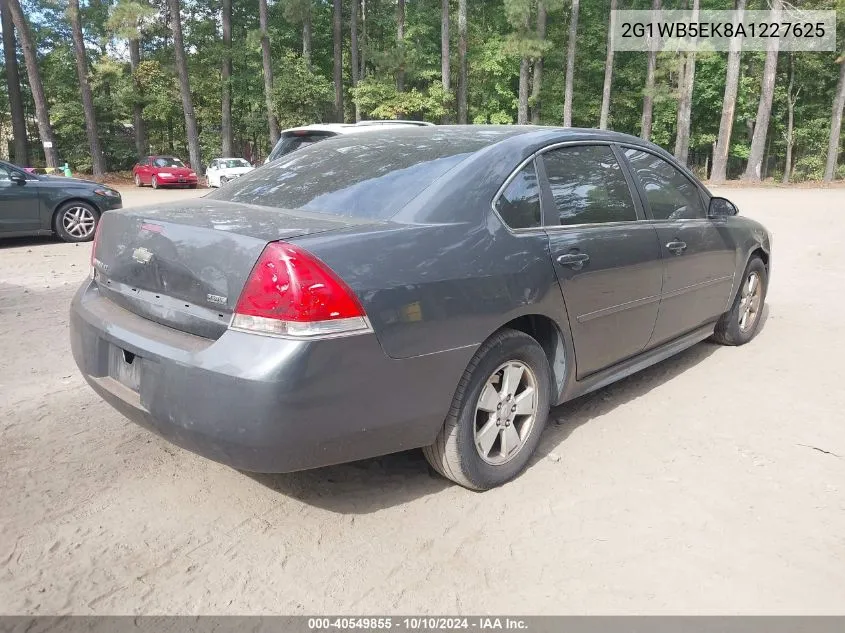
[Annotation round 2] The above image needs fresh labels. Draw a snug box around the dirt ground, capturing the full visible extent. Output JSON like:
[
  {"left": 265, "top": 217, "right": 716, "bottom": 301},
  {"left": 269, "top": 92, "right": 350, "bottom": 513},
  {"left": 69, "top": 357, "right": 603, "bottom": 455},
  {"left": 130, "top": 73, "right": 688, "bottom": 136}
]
[{"left": 1, "top": 185, "right": 843, "bottom": 615}]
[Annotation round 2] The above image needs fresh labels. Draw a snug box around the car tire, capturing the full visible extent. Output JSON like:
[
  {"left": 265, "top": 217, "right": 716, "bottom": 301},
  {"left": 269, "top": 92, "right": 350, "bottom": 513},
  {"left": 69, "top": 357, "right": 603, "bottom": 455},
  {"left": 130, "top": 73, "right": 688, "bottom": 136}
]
[
  {"left": 188, "top": 183, "right": 198, "bottom": 189},
  {"left": 711, "top": 256, "right": 768, "bottom": 346},
  {"left": 134, "top": 173, "right": 143, "bottom": 187},
  {"left": 423, "top": 329, "right": 551, "bottom": 491},
  {"left": 54, "top": 201, "right": 100, "bottom": 243},
  {"left": 151, "top": 175, "right": 159, "bottom": 189},
  {"left": 220, "top": 176, "right": 229, "bottom": 186}
]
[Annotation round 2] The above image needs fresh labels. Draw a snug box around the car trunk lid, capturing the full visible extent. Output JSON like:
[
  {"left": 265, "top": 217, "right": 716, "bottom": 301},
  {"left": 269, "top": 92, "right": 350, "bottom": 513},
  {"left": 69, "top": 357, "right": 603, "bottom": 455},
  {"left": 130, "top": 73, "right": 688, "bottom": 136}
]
[{"left": 93, "top": 199, "right": 370, "bottom": 339}]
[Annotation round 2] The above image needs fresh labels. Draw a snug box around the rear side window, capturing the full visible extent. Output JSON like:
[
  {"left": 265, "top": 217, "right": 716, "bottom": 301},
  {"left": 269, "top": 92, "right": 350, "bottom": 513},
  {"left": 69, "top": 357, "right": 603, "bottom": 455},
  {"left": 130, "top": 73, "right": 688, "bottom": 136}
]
[
  {"left": 623, "top": 149, "right": 705, "bottom": 220},
  {"left": 495, "top": 162, "right": 541, "bottom": 229},
  {"left": 542, "top": 145, "right": 638, "bottom": 226},
  {"left": 210, "top": 133, "right": 491, "bottom": 219}
]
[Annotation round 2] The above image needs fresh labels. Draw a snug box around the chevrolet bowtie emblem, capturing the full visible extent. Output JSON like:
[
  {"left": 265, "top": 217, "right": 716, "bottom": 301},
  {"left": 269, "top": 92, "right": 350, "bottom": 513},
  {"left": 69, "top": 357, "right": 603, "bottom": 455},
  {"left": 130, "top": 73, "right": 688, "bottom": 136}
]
[{"left": 132, "top": 247, "right": 154, "bottom": 264}]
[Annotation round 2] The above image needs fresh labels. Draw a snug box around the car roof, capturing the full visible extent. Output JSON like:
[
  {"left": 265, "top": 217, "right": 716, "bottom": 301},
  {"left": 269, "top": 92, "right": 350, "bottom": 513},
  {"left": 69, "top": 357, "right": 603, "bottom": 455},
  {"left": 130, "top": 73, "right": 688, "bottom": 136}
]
[{"left": 211, "top": 157, "right": 250, "bottom": 161}]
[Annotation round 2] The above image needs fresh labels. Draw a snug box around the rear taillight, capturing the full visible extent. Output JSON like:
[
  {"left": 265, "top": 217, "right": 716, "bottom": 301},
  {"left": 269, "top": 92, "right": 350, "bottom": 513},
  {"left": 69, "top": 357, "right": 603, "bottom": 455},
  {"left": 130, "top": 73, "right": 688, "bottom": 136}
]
[
  {"left": 230, "top": 242, "right": 371, "bottom": 339},
  {"left": 90, "top": 218, "right": 102, "bottom": 272}
]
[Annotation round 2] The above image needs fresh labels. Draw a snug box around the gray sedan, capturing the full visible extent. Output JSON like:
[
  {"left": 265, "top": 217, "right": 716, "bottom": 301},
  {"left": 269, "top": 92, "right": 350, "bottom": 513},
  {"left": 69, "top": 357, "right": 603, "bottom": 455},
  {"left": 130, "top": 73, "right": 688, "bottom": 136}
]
[{"left": 69, "top": 126, "right": 771, "bottom": 490}]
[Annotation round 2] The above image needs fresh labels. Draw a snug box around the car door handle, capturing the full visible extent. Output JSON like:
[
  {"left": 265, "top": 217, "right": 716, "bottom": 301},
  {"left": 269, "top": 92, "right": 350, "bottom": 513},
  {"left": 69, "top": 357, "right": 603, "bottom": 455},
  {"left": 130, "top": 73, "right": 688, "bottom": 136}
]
[
  {"left": 666, "top": 241, "right": 687, "bottom": 254},
  {"left": 556, "top": 252, "right": 590, "bottom": 270}
]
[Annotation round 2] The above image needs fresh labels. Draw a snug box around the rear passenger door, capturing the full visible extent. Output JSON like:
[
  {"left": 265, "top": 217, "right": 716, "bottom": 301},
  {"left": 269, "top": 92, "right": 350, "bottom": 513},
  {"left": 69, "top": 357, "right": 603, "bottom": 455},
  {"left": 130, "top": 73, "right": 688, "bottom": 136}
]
[
  {"left": 621, "top": 148, "right": 737, "bottom": 347},
  {"left": 539, "top": 144, "right": 663, "bottom": 378}
]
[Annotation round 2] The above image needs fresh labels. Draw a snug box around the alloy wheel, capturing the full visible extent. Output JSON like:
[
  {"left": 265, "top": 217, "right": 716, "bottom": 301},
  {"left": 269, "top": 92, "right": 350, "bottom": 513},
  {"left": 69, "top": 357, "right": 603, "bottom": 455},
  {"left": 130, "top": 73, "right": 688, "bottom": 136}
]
[
  {"left": 62, "top": 206, "right": 96, "bottom": 240},
  {"left": 738, "top": 271, "right": 762, "bottom": 332},
  {"left": 473, "top": 360, "right": 538, "bottom": 465}
]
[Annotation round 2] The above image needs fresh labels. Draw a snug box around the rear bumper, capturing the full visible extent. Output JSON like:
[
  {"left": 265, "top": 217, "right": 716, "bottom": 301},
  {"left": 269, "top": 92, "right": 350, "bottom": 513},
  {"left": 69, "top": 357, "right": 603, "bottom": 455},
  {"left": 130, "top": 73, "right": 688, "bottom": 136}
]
[
  {"left": 157, "top": 176, "right": 198, "bottom": 187},
  {"left": 69, "top": 280, "right": 473, "bottom": 472}
]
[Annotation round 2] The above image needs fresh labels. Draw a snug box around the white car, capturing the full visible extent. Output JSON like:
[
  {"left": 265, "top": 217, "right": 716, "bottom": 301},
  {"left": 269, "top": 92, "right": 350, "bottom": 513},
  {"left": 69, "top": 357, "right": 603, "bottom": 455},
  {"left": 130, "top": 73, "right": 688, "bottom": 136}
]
[
  {"left": 206, "top": 157, "right": 255, "bottom": 187},
  {"left": 265, "top": 120, "right": 434, "bottom": 164}
]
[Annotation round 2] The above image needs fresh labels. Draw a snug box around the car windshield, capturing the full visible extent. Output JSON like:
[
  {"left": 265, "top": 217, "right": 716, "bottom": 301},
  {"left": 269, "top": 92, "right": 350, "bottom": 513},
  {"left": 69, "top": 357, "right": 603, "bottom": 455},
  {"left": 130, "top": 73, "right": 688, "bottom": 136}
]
[
  {"left": 154, "top": 157, "right": 185, "bottom": 168},
  {"left": 224, "top": 159, "right": 251, "bottom": 168},
  {"left": 267, "top": 132, "right": 335, "bottom": 162},
  {"left": 208, "top": 131, "right": 505, "bottom": 219}
]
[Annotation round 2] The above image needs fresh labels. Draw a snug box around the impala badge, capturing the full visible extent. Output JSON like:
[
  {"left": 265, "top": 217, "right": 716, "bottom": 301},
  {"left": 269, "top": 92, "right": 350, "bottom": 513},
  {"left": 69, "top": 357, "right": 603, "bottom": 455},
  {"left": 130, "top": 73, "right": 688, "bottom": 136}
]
[{"left": 132, "top": 247, "right": 153, "bottom": 264}]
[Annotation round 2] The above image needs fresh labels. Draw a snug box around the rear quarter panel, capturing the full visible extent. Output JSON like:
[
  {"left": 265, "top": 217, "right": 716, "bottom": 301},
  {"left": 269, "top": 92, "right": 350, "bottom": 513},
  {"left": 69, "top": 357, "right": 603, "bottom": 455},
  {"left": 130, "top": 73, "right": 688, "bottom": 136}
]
[{"left": 293, "top": 142, "right": 570, "bottom": 361}]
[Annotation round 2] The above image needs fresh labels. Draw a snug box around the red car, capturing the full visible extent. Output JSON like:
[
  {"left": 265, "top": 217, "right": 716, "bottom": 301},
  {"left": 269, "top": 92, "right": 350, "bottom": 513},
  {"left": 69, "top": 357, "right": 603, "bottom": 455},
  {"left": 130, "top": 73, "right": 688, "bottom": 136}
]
[{"left": 132, "top": 155, "right": 199, "bottom": 189}]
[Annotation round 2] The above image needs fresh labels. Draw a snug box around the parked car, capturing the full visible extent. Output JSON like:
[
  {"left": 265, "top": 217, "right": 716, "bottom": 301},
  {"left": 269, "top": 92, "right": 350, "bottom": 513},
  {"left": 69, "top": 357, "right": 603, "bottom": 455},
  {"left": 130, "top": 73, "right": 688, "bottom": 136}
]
[
  {"left": 70, "top": 126, "right": 771, "bottom": 490},
  {"left": 206, "top": 157, "right": 255, "bottom": 188},
  {"left": 265, "top": 120, "right": 434, "bottom": 164},
  {"left": 132, "top": 156, "right": 198, "bottom": 189},
  {"left": 0, "top": 159, "right": 121, "bottom": 242}
]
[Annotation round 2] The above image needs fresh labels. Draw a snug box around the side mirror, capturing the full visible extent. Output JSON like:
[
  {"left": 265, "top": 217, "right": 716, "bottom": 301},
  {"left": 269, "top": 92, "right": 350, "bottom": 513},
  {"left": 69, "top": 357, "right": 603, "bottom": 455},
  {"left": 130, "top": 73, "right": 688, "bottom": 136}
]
[
  {"left": 10, "top": 173, "right": 26, "bottom": 185},
  {"left": 708, "top": 196, "right": 738, "bottom": 218}
]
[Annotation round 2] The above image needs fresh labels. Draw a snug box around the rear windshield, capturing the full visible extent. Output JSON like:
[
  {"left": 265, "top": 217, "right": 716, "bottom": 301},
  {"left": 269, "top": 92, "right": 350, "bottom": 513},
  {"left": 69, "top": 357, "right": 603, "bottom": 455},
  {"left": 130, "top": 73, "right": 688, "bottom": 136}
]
[
  {"left": 209, "top": 132, "right": 495, "bottom": 219},
  {"left": 267, "top": 132, "right": 335, "bottom": 162}
]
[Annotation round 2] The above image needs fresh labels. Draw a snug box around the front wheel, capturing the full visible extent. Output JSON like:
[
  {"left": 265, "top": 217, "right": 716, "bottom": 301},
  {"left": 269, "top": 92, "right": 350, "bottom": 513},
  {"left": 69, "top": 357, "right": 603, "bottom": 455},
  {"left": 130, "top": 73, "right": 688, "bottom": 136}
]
[
  {"left": 219, "top": 176, "right": 229, "bottom": 186},
  {"left": 151, "top": 175, "right": 159, "bottom": 189},
  {"left": 423, "top": 329, "right": 551, "bottom": 491},
  {"left": 712, "top": 256, "right": 768, "bottom": 346},
  {"left": 54, "top": 202, "right": 99, "bottom": 243}
]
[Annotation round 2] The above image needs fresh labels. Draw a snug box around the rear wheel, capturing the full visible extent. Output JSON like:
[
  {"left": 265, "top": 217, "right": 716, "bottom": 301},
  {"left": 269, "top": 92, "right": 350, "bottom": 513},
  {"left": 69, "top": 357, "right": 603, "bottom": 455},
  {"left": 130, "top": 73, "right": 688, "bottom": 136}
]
[
  {"left": 151, "top": 175, "right": 159, "bottom": 189},
  {"left": 712, "top": 257, "right": 768, "bottom": 346},
  {"left": 188, "top": 183, "right": 198, "bottom": 189},
  {"left": 134, "top": 173, "right": 143, "bottom": 187},
  {"left": 54, "top": 202, "right": 99, "bottom": 243},
  {"left": 423, "top": 329, "right": 551, "bottom": 491}
]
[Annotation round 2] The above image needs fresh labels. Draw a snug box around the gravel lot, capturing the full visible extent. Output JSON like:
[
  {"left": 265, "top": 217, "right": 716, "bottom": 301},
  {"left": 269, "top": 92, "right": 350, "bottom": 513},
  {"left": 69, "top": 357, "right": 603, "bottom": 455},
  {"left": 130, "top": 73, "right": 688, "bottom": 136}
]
[{"left": 1, "top": 185, "right": 843, "bottom": 614}]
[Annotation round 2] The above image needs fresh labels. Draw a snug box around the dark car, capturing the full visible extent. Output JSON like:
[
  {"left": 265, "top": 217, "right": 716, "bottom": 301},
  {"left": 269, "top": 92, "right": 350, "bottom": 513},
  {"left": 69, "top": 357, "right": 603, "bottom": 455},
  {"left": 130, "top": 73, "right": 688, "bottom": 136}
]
[
  {"left": 70, "top": 126, "right": 771, "bottom": 490},
  {"left": 0, "top": 159, "right": 122, "bottom": 242},
  {"left": 132, "top": 155, "right": 199, "bottom": 189}
]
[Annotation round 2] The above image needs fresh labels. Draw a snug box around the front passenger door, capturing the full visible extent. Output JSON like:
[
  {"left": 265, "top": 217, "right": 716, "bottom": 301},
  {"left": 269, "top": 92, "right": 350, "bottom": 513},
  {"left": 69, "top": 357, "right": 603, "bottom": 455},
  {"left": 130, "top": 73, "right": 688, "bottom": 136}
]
[
  {"left": 622, "top": 148, "right": 737, "bottom": 347},
  {"left": 540, "top": 144, "right": 663, "bottom": 378}
]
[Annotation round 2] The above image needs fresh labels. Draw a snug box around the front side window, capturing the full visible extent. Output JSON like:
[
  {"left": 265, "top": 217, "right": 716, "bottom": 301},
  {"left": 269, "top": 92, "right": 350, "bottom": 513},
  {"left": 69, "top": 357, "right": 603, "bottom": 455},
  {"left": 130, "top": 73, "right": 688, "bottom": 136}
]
[
  {"left": 494, "top": 162, "right": 541, "bottom": 229},
  {"left": 623, "top": 149, "right": 705, "bottom": 220},
  {"left": 0, "top": 165, "right": 10, "bottom": 182},
  {"left": 542, "top": 145, "right": 638, "bottom": 226}
]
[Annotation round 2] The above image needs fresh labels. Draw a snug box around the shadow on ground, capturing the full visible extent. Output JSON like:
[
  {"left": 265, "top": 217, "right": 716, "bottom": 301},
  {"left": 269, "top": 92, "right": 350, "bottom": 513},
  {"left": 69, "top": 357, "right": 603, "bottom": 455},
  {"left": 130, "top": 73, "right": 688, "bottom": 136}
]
[{"left": 247, "top": 308, "right": 770, "bottom": 513}]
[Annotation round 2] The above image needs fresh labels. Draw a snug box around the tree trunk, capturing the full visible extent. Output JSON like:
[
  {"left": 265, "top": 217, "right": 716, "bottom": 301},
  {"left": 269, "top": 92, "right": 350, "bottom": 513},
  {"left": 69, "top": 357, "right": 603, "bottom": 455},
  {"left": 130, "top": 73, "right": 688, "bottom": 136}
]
[
  {"left": 351, "top": 0, "right": 360, "bottom": 121},
  {"left": 599, "top": 0, "right": 617, "bottom": 130},
  {"left": 128, "top": 38, "right": 148, "bottom": 158},
  {"left": 69, "top": 0, "right": 106, "bottom": 176},
  {"left": 221, "top": 0, "right": 233, "bottom": 156},
  {"left": 531, "top": 2, "right": 546, "bottom": 125},
  {"left": 743, "top": 0, "right": 782, "bottom": 181},
  {"left": 0, "top": 0, "right": 28, "bottom": 165},
  {"left": 361, "top": 0, "right": 367, "bottom": 80},
  {"left": 457, "top": 0, "right": 467, "bottom": 124},
  {"left": 673, "top": 0, "right": 698, "bottom": 164},
  {"left": 396, "top": 0, "right": 405, "bottom": 92},
  {"left": 710, "top": 0, "right": 745, "bottom": 183},
  {"left": 640, "top": 0, "right": 660, "bottom": 140},
  {"left": 824, "top": 55, "right": 845, "bottom": 182},
  {"left": 441, "top": 0, "right": 450, "bottom": 122},
  {"left": 259, "top": 0, "right": 280, "bottom": 144},
  {"left": 7, "top": 0, "right": 58, "bottom": 167},
  {"left": 303, "top": 2, "right": 312, "bottom": 68},
  {"left": 333, "top": 0, "right": 343, "bottom": 121},
  {"left": 168, "top": 0, "right": 202, "bottom": 173},
  {"left": 518, "top": 55, "right": 530, "bottom": 125},
  {"left": 562, "top": 0, "right": 579, "bottom": 127},
  {"left": 783, "top": 53, "right": 796, "bottom": 184}
]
